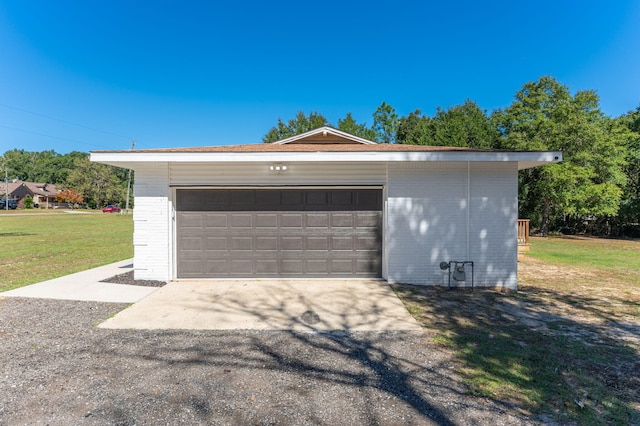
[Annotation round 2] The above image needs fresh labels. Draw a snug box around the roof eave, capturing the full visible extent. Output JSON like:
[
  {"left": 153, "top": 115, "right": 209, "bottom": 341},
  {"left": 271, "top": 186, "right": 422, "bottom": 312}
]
[{"left": 91, "top": 151, "right": 562, "bottom": 169}]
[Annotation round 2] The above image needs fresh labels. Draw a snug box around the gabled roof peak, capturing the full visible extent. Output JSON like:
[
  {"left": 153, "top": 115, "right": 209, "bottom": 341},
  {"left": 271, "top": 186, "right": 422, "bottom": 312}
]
[{"left": 271, "top": 126, "right": 378, "bottom": 145}]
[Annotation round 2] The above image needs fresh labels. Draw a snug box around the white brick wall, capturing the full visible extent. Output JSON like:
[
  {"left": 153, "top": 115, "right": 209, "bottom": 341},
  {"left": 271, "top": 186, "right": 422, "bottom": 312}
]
[
  {"left": 385, "top": 162, "right": 519, "bottom": 289},
  {"left": 133, "top": 163, "right": 171, "bottom": 281},
  {"left": 469, "top": 162, "right": 518, "bottom": 288}
]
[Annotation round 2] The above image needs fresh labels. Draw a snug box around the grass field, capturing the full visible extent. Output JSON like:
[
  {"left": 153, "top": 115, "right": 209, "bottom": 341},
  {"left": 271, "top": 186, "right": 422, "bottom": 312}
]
[
  {"left": 395, "top": 236, "right": 640, "bottom": 425},
  {"left": 0, "top": 211, "right": 133, "bottom": 291},
  {"left": 528, "top": 236, "right": 640, "bottom": 285}
]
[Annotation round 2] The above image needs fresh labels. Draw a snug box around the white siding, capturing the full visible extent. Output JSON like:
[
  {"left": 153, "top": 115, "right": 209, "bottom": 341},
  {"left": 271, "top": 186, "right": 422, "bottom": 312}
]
[
  {"left": 133, "top": 163, "right": 171, "bottom": 281},
  {"left": 385, "top": 162, "right": 519, "bottom": 289},
  {"left": 169, "top": 162, "right": 386, "bottom": 186}
]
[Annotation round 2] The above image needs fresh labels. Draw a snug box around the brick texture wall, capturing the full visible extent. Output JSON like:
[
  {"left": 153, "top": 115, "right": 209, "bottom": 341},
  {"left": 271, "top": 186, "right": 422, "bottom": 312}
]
[
  {"left": 385, "top": 162, "right": 518, "bottom": 289},
  {"left": 133, "top": 163, "right": 171, "bottom": 281}
]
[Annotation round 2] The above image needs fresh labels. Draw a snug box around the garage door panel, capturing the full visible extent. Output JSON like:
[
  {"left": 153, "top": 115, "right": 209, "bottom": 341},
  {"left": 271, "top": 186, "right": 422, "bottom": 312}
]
[
  {"left": 230, "top": 190, "right": 255, "bottom": 207},
  {"left": 356, "top": 190, "right": 381, "bottom": 208},
  {"left": 356, "top": 236, "right": 379, "bottom": 251},
  {"left": 306, "top": 213, "right": 329, "bottom": 227},
  {"left": 231, "top": 237, "right": 253, "bottom": 251},
  {"left": 357, "top": 258, "right": 381, "bottom": 273},
  {"left": 306, "top": 190, "right": 328, "bottom": 206},
  {"left": 180, "top": 236, "right": 203, "bottom": 251},
  {"left": 281, "top": 214, "right": 303, "bottom": 228},
  {"left": 230, "top": 214, "right": 253, "bottom": 228},
  {"left": 282, "top": 191, "right": 304, "bottom": 206},
  {"left": 331, "top": 259, "right": 354, "bottom": 273},
  {"left": 281, "top": 259, "right": 304, "bottom": 274},
  {"left": 256, "top": 237, "right": 278, "bottom": 251},
  {"left": 306, "top": 259, "right": 329, "bottom": 274},
  {"left": 281, "top": 237, "right": 303, "bottom": 251},
  {"left": 204, "top": 191, "right": 229, "bottom": 209},
  {"left": 205, "top": 260, "right": 229, "bottom": 275},
  {"left": 331, "top": 213, "right": 354, "bottom": 228},
  {"left": 306, "top": 237, "right": 328, "bottom": 251},
  {"left": 176, "top": 189, "right": 382, "bottom": 278},
  {"left": 256, "top": 213, "right": 278, "bottom": 228},
  {"left": 180, "top": 260, "right": 204, "bottom": 276},
  {"left": 256, "top": 259, "right": 278, "bottom": 274},
  {"left": 355, "top": 212, "right": 381, "bottom": 228},
  {"left": 330, "top": 191, "right": 354, "bottom": 207},
  {"left": 179, "top": 214, "right": 203, "bottom": 228},
  {"left": 179, "top": 248, "right": 204, "bottom": 260},
  {"left": 203, "top": 213, "right": 228, "bottom": 228},
  {"left": 255, "top": 190, "right": 281, "bottom": 207},
  {"left": 331, "top": 236, "right": 354, "bottom": 251},
  {"left": 230, "top": 259, "right": 253, "bottom": 274},
  {"left": 205, "top": 237, "right": 227, "bottom": 251}
]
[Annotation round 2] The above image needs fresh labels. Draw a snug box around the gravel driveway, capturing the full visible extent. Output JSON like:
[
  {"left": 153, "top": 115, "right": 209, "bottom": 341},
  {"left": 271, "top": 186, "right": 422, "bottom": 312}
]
[{"left": 0, "top": 297, "right": 536, "bottom": 425}]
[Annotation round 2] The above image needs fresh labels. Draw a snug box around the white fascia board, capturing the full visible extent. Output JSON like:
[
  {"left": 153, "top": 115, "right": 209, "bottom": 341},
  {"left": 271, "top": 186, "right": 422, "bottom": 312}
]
[{"left": 91, "top": 151, "right": 562, "bottom": 169}]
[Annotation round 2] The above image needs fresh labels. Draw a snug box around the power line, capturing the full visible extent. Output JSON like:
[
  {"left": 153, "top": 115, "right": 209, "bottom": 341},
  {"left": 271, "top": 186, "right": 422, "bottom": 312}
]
[
  {"left": 0, "top": 102, "right": 128, "bottom": 139},
  {"left": 0, "top": 124, "right": 114, "bottom": 149},
  {"left": 0, "top": 102, "right": 156, "bottom": 150}
]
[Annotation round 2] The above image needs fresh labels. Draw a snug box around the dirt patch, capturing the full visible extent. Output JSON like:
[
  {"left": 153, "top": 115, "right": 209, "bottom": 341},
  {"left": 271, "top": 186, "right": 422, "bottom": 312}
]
[
  {"left": 518, "top": 255, "right": 640, "bottom": 346},
  {"left": 391, "top": 254, "right": 640, "bottom": 424}
]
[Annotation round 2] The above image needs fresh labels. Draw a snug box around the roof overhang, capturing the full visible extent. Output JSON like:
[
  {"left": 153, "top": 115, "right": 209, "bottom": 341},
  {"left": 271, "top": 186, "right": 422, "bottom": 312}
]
[
  {"left": 91, "top": 150, "right": 562, "bottom": 170},
  {"left": 91, "top": 126, "right": 561, "bottom": 170}
]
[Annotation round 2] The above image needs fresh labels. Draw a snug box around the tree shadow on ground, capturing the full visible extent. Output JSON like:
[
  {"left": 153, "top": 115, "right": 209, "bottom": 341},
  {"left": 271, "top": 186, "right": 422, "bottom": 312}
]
[
  {"left": 86, "top": 286, "right": 540, "bottom": 425},
  {"left": 392, "top": 284, "right": 640, "bottom": 425},
  {"left": 96, "top": 328, "right": 531, "bottom": 425}
]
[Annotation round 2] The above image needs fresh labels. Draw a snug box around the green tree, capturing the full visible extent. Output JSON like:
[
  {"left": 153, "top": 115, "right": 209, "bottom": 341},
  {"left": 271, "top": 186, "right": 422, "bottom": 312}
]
[
  {"left": 431, "top": 100, "right": 498, "bottom": 148},
  {"left": 45, "top": 151, "right": 87, "bottom": 183},
  {"left": 372, "top": 102, "right": 398, "bottom": 144},
  {"left": 1, "top": 149, "right": 86, "bottom": 184},
  {"left": 493, "top": 76, "right": 630, "bottom": 234},
  {"left": 2, "top": 149, "right": 38, "bottom": 181},
  {"left": 396, "top": 109, "right": 434, "bottom": 145},
  {"left": 615, "top": 106, "right": 640, "bottom": 234},
  {"left": 262, "top": 111, "right": 329, "bottom": 142},
  {"left": 65, "top": 156, "right": 127, "bottom": 208},
  {"left": 337, "top": 112, "right": 378, "bottom": 141}
]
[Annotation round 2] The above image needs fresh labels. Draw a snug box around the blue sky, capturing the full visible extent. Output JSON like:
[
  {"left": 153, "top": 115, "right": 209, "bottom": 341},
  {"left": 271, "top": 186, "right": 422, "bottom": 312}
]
[{"left": 1, "top": 1, "right": 639, "bottom": 154}]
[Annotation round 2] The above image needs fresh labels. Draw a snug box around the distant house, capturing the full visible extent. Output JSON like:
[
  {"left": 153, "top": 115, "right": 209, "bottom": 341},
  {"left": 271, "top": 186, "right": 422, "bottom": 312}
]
[
  {"left": 1, "top": 181, "right": 60, "bottom": 208},
  {"left": 0, "top": 180, "right": 22, "bottom": 200}
]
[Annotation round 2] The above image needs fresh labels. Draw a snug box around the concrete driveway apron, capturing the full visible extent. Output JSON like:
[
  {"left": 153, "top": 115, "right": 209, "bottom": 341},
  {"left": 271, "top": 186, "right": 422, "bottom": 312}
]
[{"left": 99, "top": 279, "right": 423, "bottom": 331}]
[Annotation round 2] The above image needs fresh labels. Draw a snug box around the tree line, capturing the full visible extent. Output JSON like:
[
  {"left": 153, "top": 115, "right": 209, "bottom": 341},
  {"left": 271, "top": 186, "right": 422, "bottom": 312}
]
[
  {"left": 263, "top": 76, "right": 640, "bottom": 237},
  {"left": 2, "top": 76, "right": 638, "bottom": 235},
  {"left": 0, "top": 151, "right": 130, "bottom": 209}
]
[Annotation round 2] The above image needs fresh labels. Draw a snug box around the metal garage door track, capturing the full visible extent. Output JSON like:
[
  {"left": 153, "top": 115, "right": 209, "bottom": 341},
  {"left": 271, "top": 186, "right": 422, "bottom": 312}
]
[{"left": 99, "top": 279, "right": 423, "bottom": 331}]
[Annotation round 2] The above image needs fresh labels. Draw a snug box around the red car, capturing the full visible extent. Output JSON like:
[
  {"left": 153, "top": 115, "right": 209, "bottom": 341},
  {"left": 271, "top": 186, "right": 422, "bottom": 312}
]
[{"left": 102, "top": 205, "right": 122, "bottom": 213}]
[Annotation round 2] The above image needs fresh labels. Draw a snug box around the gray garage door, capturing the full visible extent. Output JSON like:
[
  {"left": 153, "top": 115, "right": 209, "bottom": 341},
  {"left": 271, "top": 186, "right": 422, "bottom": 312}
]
[{"left": 176, "top": 188, "right": 382, "bottom": 278}]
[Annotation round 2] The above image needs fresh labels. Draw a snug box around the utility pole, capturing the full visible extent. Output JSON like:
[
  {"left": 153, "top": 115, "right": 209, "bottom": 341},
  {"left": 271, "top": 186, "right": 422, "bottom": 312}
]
[
  {"left": 4, "top": 168, "right": 7, "bottom": 211},
  {"left": 124, "top": 139, "right": 135, "bottom": 214}
]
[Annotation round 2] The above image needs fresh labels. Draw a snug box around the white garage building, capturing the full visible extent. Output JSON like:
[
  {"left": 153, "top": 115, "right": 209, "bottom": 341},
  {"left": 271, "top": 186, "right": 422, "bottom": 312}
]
[{"left": 91, "top": 127, "right": 561, "bottom": 290}]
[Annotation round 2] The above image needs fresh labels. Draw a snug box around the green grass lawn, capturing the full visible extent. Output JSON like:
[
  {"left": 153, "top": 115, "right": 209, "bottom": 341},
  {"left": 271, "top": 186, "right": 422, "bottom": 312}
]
[
  {"left": 528, "top": 236, "right": 640, "bottom": 284},
  {"left": 0, "top": 212, "right": 133, "bottom": 291}
]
